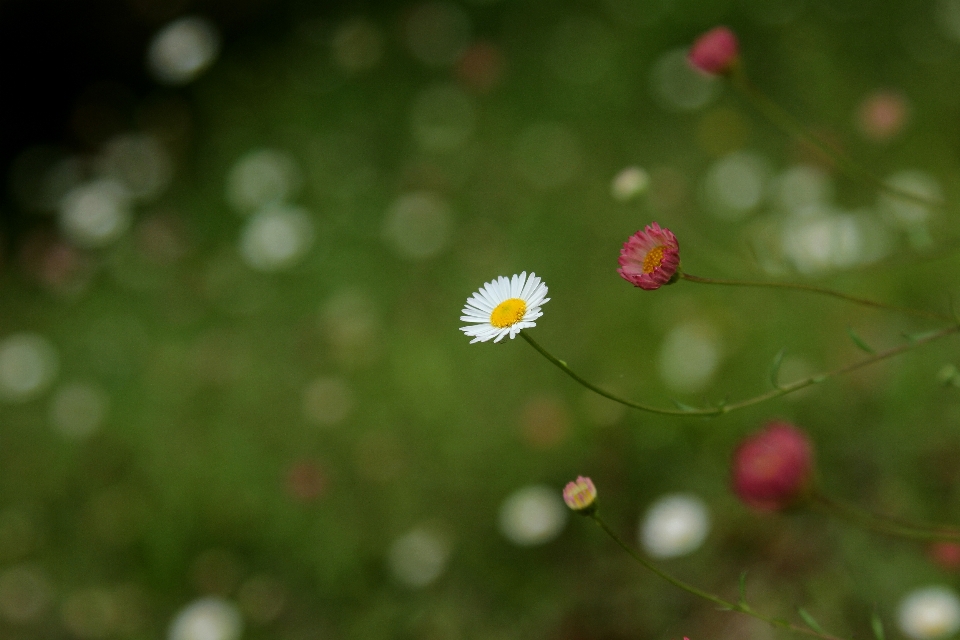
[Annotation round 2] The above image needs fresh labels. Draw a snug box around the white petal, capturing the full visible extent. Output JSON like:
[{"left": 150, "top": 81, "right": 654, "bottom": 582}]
[
  {"left": 519, "top": 275, "right": 538, "bottom": 301},
  {"left": 467, "top": 295, "right": 494, "bottom": 312}
]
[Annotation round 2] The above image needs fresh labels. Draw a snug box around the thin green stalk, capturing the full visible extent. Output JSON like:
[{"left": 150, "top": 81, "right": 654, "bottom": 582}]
[
  {"left": 812, "top": 492, "right": 960, "bottom": 542},
  {"left": 680, "top": 272, "right": 953, "bottom": 323},
  {"left": 591, "top": 513, "right": 849, "bottom": 640},
  {"left": 520, "top": 323, "right": 960, "bottom": 418},
  {"left": 728, "top": 68, "right": 941, "bottom": 210}
]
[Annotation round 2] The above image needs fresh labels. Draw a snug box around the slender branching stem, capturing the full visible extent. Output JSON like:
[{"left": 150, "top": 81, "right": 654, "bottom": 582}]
[
  {"left": 812, "top": 491, "right": 960, "bottom": 542},
  {"left": 727, "top": 68, "right": 941, "bottom": 210},
  {"left": 679, "top": 272, "right": 953, "bottom": 323},
  {"left": 591, "top": 513, "right": 849, "bottom": 640},
  {"left": 520, "top": 324, "right": 960, "bottom": 418}
]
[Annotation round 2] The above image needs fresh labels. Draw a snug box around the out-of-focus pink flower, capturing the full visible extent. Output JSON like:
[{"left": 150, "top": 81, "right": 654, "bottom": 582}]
[
  {"left": 930, "top": 542, "right": 960, "bottom": 571},
  {"left": 688, "top": 26, "right": 740, "bottom": 76},
  {"left": 732, "top": 421, "right": 814, "bottom": 511},
  {"left": 857, "top": 90, "right": 910, "bottom": 142},
  {"left": 563, "top": 476, "right": 597, "bottom": 513},
  {"left": 617, "top": 222, "right": 680, "bottom": 290}
]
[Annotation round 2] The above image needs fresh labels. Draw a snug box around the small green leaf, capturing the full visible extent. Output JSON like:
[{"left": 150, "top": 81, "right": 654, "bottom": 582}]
[
  {"left": 769, "top": 349, "right": 786, "bottom": 389},
  {"left": 847, "top": 327, "right": 876, "bottom": 354},
  {"left": 738, "top": 571, "right": 748, "bottom": 605},
  {"left": 871, "top": 611, "right": 886, "bottom": 640},
  {"left": 798, "top": 607, "right": 826, "bottom": 635}
]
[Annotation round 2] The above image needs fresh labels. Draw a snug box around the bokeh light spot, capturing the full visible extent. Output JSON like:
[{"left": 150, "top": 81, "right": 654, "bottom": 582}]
[
  {"left": 410, "top": 84, "right": 477, "bottom": 152},
  {"left": 404, "top": 2, "right": 471, "bottom": 67},
  {"left": 302, "top": 376, "right": 354, "bottom": 426},
  {"left": 651, "top": 48, "right": 720, "bottom": 112},
  {"left": 59, "top": 179, "right": 132, "bottom": 248},
  {"left": 388, "top": 527, "right": 452, "bottom": 588},
  {"left": 498, "top": 485, "right": 567, "bottom": 546},
  {"left": 382, "top": 191, "right": 454, "bottom": 260},
  {"left": 148, "top": 16, "right": 221, "bottom": 85},
  {"left": 50, "top": 382, "right": 109, "bottom": 440},
  {"left": 0, "top": 333, "right": 59, "bottom": 403},
  {"left": 639, "top": 493, "right": 711, "bottom": 559},
  {"left": 239, "top": 205, "right": 315, "bottom": 272}
]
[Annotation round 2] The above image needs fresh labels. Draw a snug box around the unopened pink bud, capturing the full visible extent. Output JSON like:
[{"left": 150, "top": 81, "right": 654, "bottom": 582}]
[
  {"left": 688, "top": 26, "right": 739, "bottom": 76},
  {"left": 563, "top": 476, "right": 597, "bottom": 514},
  {"left": 732, "top": 422, "right": 813, "bottom": 511}
]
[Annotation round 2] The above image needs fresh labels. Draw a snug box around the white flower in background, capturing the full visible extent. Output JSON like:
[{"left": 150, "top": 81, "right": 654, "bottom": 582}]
[
  {"left": 0, "top": 333, "right": 59, "bottom": 403},
  {"left": 148, "top": 16, "right": 221, "bottom": 85},
  {"left": 59, "top": 179, "right": 132, "bottom": 248},
  {"left": 460, "top": 272, "right": 549, "bottom": 343},
  {"left": 498, "top": 485, "right": 567, "bottom": 546},
  {"left": 899, "top": 586, "right": 960, "bottom": 640},
  {"left": 238, "top": 204, "right": 314, "bottom": 272},
  {"left": 168, "top": 598, "right": 242, "bottom": 640},
  {"left": 639, "top": 493, "right": 710, "bottom": 558},
  {"left": 611, "top": 166, "right": 650, "bottom": 201},
  {"left": 388, "top": 527, "right": 452, "bottom": 588}
]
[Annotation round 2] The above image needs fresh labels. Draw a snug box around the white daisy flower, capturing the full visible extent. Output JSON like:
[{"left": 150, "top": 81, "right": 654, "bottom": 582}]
[{"left": 460, "top": 272, "right": 549, "bottom": 343}]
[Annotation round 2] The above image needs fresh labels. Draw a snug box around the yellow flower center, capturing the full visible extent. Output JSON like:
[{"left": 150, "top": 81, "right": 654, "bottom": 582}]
[
  {"left": 642, "top": 246, "right": 665, "bottom": 274},
  {"left": 490, "top": 298, "right": 527, "bottom": 328}
]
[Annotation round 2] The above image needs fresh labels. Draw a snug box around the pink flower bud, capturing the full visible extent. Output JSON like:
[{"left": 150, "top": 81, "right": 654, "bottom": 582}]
[
  {"left": 563, "top": 476, "right": 597, "bottom": 513},
  {"left": 732, "top": 422, "right": 814, "bottom": 511},
  {"left": 688, "top": 26, "right": 739, "bottom": 76}
]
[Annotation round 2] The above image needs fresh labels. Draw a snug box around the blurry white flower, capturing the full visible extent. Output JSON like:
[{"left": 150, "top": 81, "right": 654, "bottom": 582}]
[
  {"left": 899, "top": 586, "right": 960, "bottom": 640},
  {"left": 639, "top": 493, "right": 710, "bottom": 558},
  {"left": 498, "top": 485, "right": 567, "bottom": 546},
  {"left": 59, "top": 179, "right": 132, "bottom": 248},
  {"left": 168, "top": 598, "right": 242, "bottom": 640},
  {"left": 387, "top": 527, "right": 452, "bottom": 588},
  {"left": 148, "top": 17, "right": 220, "bottom": 85},
  {"left": 611, "top": 166, "right": 650, "bottom": 201},
  {"left": 658, "top": 323, "right": 721, "bottom": 394},
  {"left": 225, "top": 149, "right": 301, "bottom": 214},
  {"left": 238, "top": 205, "right": 314, "bottom": 272},
  {"left": 0, "top": 333, "right": 59, "bottom": 403}
]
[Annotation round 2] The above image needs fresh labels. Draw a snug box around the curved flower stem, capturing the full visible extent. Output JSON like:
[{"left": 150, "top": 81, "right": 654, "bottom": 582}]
[
  {"left": 727, "top": 68, "right": 941, "bottom": 210},
  {"left": 520, "top": 324, "right": 960, "bottom": 418},
  {"left": 590, "top": 513, "right": 849, "bottom": 640},
  {"left": 812, "top": 491, "right": 960, "bottom": 542},
  {"left": 679, "top": 272, "right": 953, "bottom": 323}
]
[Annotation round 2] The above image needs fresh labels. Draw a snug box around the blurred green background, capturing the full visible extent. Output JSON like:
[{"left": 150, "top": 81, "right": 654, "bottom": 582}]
[{"left": 2, "top": 0, "right": 960, "bottom": 638}]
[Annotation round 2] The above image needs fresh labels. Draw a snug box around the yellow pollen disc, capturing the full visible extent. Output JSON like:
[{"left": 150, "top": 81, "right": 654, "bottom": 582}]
[
  {"left": 490, "top": 298, "right": 527, "bottom": 328},
  {"left": 642, "top": 246, "right": 665, "bottom": 274}
]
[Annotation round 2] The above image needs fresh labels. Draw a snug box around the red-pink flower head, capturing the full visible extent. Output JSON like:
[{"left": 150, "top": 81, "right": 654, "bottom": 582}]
[
  {"left": 617, "top": 223, "right": 680, "bottom": 290},
  {"left": 688, "top": 26, "right": 739, "bottom": 76},
  {"left": 732, "top": 421, "right": 814, "bottom": 511}
]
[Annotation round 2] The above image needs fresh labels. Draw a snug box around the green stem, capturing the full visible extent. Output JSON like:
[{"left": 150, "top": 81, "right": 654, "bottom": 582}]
[
  {"left": 680, "top": 272, "right": 952, "bottom": 323},
  {"left": 520, "top": 324, "right": 960, "bottom": 418},
  {"left": 591, "top": 513, "right": 849, "bottom": 640},
  {"left": 812, "top": 491, "right": 960, "bottom": 542},
  {"left": 728, "top": 68, "right": 941, "bottom": 210}
]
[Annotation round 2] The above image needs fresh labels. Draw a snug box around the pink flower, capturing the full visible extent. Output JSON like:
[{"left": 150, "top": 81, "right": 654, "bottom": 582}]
[
  {"left": 688, "top": 26, "right": 739, "bottom": 76},
  {"left": 732, "top": 422, "right": 814, "bottom": 511},
  {"left": 563, "top": 476, "right": 597, "bottom": 513},
  {"left": 617, "top": 223, "right": 681, "bottom": 290},
  {"left": 930, "top": 542, "right": 960, "bottom": 571}
]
